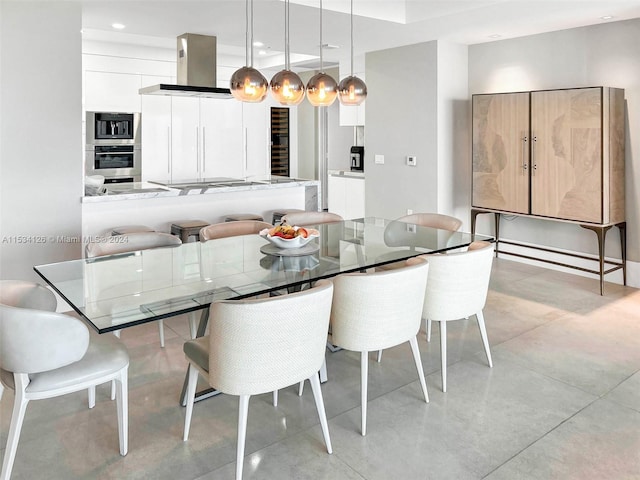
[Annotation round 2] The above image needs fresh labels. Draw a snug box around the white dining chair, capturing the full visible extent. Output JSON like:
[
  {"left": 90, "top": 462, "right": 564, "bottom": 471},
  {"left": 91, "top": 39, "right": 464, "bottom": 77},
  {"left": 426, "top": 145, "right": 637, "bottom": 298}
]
[
  {"left": 199, "top": 220, "right": 272, "bottom": 241},
  {"left": 422, "top": 240, "right": 494, "bottom": 392},
  {"left": 0, "top": 281, "right": 129, "bottom": 480},
  {"left": 86, "top": 231, "right": 185, "bottom": 348},
  {"left": 280, "top": 211, "right": 343, "bottom": 226},
  {"left": 330, "top": 258, "right": 430, "bottom": 436},
  {"left": 182, "top": 280, "right": 334, "bottom": 480}
]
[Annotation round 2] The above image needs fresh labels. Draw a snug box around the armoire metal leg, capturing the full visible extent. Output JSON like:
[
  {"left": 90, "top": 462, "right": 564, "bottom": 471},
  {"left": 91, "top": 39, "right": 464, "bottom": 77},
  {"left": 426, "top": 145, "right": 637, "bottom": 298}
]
[
  {"left": 618, "top": 222, "right": 627, "bottom": 286},
  {"left": 580, "top": 224, "right": 613, "bottom": 296}
]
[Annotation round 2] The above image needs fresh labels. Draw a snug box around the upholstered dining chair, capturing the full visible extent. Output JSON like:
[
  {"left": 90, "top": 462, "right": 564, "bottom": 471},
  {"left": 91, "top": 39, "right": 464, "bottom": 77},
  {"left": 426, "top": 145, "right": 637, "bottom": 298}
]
[
  {"left": 199, "top": 220, "right": 272, "bottom": 241},
  {"left": 421, "top": 240, "right": 494, "bottom": 392},
  {"left": 280, "top": 211, "right": 343, "bottom": 226},
  {"left": 329, "top": 258, "right": 430, "bottom": 436},
  {"left": 0, "top": 280, "right": 129, "bottom": 480},
  {"left": 85, "top": 232, "right": 184, "bottom": 348},
  {"left": 182, "top": 280, "right": 334, "bottom": 480}
]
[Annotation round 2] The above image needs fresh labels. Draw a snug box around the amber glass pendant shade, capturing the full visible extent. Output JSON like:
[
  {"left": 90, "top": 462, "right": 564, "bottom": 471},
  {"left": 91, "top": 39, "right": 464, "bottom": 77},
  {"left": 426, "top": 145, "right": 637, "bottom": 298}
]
[
  {"left": 270, "top": 70, "right": 306, "bottom": 105},
  {"left": 230, "top": 66, "right": 269, "bottom": 103},
  {"left": 306, "top": 72, "right": 338, "bottom": 106},
  {"left": 338, "top": 75, "right": 367, "bottom": 106}
]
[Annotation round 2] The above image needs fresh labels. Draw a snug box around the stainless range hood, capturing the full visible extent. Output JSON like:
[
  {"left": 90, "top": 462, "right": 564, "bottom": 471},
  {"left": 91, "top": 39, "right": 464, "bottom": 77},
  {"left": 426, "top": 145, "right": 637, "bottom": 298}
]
[{"left": 139, "top": 33, "right": 233, "bottom": 99}]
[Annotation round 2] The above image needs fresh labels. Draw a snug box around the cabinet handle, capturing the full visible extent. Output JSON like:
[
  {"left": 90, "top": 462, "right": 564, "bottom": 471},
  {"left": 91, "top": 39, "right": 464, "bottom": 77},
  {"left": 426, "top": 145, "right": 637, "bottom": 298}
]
[
  {"left": 522, "top": 135, "right": 528, "bottom": 174},
  {"left": 167, "top": 126, "right": 172, "bottom": 176},
  {"left": 532, "top": 135, "right": 537, "bottom": 176},
  {"left": 195, "top": 126, "right": 200, "bottom": 173},
  {"left": 202, "top": 126, "right": 206, "bottom": 173}
]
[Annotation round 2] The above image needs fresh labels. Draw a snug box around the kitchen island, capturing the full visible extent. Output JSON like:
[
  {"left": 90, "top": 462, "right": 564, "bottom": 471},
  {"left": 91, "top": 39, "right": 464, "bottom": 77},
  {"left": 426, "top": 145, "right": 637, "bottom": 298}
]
[{"left": 82, "top": 177, "right": 320, "bottom": 239}]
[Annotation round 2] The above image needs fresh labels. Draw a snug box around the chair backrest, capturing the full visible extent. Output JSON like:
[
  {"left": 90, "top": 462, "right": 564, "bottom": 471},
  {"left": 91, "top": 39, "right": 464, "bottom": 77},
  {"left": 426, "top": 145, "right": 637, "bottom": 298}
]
[
  {"left": 85, "top": 232, "right": 182, "bottom": 258},
  {"left": 281, "top": 211, "right": 343, "bottom": 226},
  {"left": 421, "top": 240, "right": 494, "bottom": 321},
  {"left": 199, "top": 220, "right": 272, "bottom": 242},
  {"left": 396, "top": 213, "right": 463, "bottom": 232},
  {"left": 330, "top": 258, "right": 429, "bottom": 352},
  {"left": 208, "top": 280, "right": 334, "bottom": 395},
  {"left": 0, "top": 280, "right": 57, "bottom": 312},
  {"left": 0, "top": 304, "right": 89, "bottom": 374}
]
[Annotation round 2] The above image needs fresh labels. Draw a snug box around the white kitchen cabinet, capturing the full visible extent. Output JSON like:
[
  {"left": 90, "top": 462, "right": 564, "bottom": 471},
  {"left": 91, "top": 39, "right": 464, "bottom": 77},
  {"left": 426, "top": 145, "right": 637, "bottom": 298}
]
[
  {"left": 142, "top": 96, "right": 245, "bottom": 183},
  {"left": 200, "top": 98, "right": 244, "bottom": 179},
  {"left": 328, "top": 173, "right": 365, "bottom": 220},
  {"left": 141, "top": 95, "right": 171, "bottom": 183},
  {"left": 242, "top": 102, "right": 270, "bottom": 179},
  {"left": 170, "top": 97, "right": 200, "bottom": 183},
  {"left": 84, "top": 71, "right": 142, "bottom": 113}
]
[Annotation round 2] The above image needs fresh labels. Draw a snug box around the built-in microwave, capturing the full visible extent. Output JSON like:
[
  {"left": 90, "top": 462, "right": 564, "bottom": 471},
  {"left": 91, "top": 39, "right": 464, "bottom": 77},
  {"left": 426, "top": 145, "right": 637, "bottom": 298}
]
[
  {"left": 86, "top": 112, "right": 141, "bottom": 145},
  {"left": 85, "top": 144, "right": 141, "bottom": 182}
]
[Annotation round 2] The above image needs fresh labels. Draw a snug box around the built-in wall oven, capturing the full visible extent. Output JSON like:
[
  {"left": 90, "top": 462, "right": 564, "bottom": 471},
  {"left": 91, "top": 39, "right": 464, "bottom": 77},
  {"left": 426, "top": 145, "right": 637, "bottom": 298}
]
[{"left": 85, "top": 112, "right": 141, "bottom": 183}]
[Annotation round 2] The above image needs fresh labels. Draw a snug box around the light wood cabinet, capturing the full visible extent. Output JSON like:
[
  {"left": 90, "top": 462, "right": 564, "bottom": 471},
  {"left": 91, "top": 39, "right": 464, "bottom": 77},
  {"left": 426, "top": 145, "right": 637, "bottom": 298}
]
[{"left": 472, "top": 87, "right": 625, "bottom": 225}]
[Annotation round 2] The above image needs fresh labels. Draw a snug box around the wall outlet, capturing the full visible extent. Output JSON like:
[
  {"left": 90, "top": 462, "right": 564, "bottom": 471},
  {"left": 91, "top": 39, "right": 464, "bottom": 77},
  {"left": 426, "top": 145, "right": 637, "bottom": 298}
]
[
  {"left": 406, "top": 155, "right": 417, "bottom": 166},
  {"left": 374, "top": 154, "right": 385, "bottom": 165}
]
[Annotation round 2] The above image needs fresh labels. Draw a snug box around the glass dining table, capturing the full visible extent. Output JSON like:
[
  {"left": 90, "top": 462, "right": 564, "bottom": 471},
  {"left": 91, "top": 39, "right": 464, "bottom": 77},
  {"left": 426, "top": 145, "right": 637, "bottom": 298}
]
[
  {"left": 34, "top": 217, "right": 492, "bottom": 402},
  {"left": 34, "top": 217, "right": 492, "bottom": 335}
]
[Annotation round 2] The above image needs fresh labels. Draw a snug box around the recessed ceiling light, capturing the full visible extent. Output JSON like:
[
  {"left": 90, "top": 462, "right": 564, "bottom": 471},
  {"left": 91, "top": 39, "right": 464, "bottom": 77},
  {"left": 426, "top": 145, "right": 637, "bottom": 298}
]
[
  {"left": 253, "top": 41, "right": 264, "bottom": 47},
  {"left": 111, "top": 23, "right": 125, "bottom": 30},
  {"left": 489, "top": 34, "right": 502, "bottom": 39},
  {"left": 600, "top": 15, "right": 614, "bottom": 20}
]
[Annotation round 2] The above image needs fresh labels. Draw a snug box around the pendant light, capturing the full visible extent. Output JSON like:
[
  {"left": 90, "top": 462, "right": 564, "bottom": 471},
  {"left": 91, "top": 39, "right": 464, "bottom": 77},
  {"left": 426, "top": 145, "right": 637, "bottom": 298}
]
[
  {"left": 230, "top": 0, "right": 268, "bottom": 102},
  {"left": 270, "top": 0, "right": 305, "bottom": 105},
  {"left": 338, "top": 0, "right": 367, "bottom": 105},
  {"left": 306, "top": 0, "right": 338, "bottom": 107}
]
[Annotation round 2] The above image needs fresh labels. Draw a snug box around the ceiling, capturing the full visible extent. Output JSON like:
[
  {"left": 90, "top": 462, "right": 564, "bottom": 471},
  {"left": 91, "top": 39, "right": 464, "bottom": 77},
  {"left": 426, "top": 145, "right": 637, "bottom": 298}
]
[{"left": 81, "top": 0, "right": 640, "bottom": 70}]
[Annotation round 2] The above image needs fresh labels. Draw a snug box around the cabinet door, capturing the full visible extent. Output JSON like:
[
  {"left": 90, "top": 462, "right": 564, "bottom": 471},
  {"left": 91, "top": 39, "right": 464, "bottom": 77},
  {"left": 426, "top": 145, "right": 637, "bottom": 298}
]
[
  {"left": 328, "top": 175, "right": 346, "bottom": 219},
  {"left": 472, "top": 92, "right": 529, "bottom": 214},
  {"left": 243, "top": 102, "right": 270, "bottom": 179},
  {"left": 171, "top": 97, "right": 200, "bottom": 183},
  {"left": 141, "top": 95, "right": 171, "bottom": 183},
  {"left": 200, "top": 98, "right": 243, "bottom": 179},
  {"left": 531, "top": 88, "right": 602, "bottom": 222},
  {"left": 84, "top": 71, "right": 142, "bottom": 113},
  {"left": 344, "top": 178, "right": 365, "bottom": 220}
]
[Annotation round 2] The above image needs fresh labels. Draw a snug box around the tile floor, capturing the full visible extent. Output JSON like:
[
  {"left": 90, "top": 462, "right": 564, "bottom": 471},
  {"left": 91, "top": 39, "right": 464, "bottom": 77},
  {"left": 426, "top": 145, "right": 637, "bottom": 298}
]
[{"left": 2, "top": 258, "right": 640, "bottom": 479}]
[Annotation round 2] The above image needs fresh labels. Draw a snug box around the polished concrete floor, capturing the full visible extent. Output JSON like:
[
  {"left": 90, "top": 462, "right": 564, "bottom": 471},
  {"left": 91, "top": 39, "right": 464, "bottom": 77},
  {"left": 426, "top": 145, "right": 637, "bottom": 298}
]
[{"left": 2, "top": 258, "right": 640, "bottom": 479}]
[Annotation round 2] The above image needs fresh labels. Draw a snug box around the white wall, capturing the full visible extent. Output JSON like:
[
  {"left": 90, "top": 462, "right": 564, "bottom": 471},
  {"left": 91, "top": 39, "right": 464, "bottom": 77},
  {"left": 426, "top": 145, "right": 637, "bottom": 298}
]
[
  {"left": 365, "top": 42, "right": 439, "bottom": 219},
  {"left": 469, "top": 19, "right": 640, "bottom": 265},
  {"left": 0, "top": 2, "right": 83, "bottom": 281},
  {"left": 437, "top": 41, "right": 470, "bottom": 228}
]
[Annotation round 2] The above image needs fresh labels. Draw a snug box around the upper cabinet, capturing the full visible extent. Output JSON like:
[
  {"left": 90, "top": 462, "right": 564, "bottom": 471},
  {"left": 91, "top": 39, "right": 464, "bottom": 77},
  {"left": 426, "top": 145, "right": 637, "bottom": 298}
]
[{"left": 472, "top": 87, "right": 625, "bottom": 225}]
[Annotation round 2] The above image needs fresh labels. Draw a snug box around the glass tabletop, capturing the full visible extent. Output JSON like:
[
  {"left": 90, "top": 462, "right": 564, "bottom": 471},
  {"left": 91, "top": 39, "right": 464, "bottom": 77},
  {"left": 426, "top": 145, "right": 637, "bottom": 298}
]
[{"left": 34, "top": 217, "right": 493, "bottom": 333}]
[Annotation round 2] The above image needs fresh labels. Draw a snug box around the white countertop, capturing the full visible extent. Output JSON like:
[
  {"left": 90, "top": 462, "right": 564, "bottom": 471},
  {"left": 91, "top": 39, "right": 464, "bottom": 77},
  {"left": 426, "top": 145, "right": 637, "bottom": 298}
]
[
  {"left": 82, "top": 178, "right": 320, "bottom": 203},
  {"left": 328, "top": 170, "right": 365, "bottom": 178}
]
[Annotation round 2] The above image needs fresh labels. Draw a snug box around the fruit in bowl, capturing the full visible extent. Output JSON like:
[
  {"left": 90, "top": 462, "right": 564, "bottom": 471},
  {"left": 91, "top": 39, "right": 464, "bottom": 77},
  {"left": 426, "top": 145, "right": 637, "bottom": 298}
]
[{"left": 259, "top": 224, "right": 319, "bottom": 249}]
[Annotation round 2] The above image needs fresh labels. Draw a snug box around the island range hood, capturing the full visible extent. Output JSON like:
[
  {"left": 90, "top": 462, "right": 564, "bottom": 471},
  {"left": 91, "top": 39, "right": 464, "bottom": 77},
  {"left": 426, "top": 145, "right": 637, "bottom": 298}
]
[{"left": 139, "top": 33, "right": 233, "bottom": 99}]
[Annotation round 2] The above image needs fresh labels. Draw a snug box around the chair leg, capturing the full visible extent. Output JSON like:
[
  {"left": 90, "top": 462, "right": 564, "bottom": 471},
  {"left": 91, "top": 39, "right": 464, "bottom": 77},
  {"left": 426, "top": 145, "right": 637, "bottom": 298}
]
[
  {"left": 88, "top": 386, "right": 96, "bottom": 408},
  {"left": 236, "top": 395, "right": 251, "bottom": 480},
  {"left": 298, "top": 381, "right": 304, "bottom": 396},
  {"left": 360, "top": 351, "right": 368, "bottom": 436},
  {"left": 2, "top": 375, "right": 30, "bottom": 480},
  {"left": 376, "top": 349, "right": 383, "bottom": 362},
  {"left": 158, "top": 319, "right": 165, "bottom": 348},
  {"left": 426, "top": 318, "right": 432, "bottom": 342},
  {"left": 111, "top": 380, "right": 116, "bottom": 401},
  {"left": 319, "top": 357, "right": 328, "bottom": 383},
  {"left": 476, "top": 311, "right": 493, "bottom": 368},
  {"left": 409, "top": 336, "right": 429, "bottom": 403},
  {"left": 308, "top": 372, "right": 333, "bottom": 454},
  {"left": 0, "top": 383, "right": 3, "bottom": 402},
  {"left": 439, "top": 321, "right": 447, "bottom": 392},
  {"left": 183, "top": 364, "right": 200, "bottom": 441},
  {"left": 115, "top": 368, "right": 128, "bottom": 456},
  {"left": 273, "top": 390, "right": 278, "bottom": 407}
]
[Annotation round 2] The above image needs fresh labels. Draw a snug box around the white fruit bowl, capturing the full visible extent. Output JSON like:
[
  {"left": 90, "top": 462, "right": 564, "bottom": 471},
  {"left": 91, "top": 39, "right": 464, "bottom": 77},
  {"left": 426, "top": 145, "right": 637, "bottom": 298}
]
[{"left": 259, "top": 227, "right": 319, "bottom": 249}]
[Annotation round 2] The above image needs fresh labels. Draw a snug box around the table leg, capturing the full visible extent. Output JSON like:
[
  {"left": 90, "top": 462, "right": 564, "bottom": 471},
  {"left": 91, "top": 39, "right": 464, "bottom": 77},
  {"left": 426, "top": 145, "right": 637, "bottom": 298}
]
[
  {"left": 180, "top": 307, "right": 220, "bottom": 406},
  {"left": 618, "top": 222, "right": 627, "bottom": 286}
]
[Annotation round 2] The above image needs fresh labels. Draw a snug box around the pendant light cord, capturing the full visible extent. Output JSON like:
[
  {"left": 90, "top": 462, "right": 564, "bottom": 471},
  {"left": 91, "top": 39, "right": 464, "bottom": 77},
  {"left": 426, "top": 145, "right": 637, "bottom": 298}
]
[
  {"left": 319, "top": 0, "right": 324, "bottom": 72},
  {"left": 350, "top": 0, "right": 354, "bottom": 76},
  {"left": 250, "top": 0, "right": 255, "bottom": 67},
  {"left": 285, "top": 0, "right": 290, "bottom": 70},
  {"left": 244, "top": 0, "right": 250, "bottom": 67}
]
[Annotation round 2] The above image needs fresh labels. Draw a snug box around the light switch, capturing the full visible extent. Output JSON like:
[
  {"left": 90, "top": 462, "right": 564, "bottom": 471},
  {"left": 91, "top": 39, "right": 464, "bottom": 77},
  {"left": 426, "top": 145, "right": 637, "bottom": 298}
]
[
  {"left": 407, "top": 155, "right": 417, "bottom": 166},
  {"left": 374, "top": 154, "right": 385, "bottom": 165}
]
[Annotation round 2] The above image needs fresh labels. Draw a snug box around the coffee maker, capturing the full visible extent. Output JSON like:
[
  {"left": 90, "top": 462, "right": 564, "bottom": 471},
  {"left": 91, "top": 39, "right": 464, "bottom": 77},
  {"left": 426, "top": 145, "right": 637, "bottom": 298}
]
[{"left": 350, "top": 146, "right": 364, "bottom": 171}]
